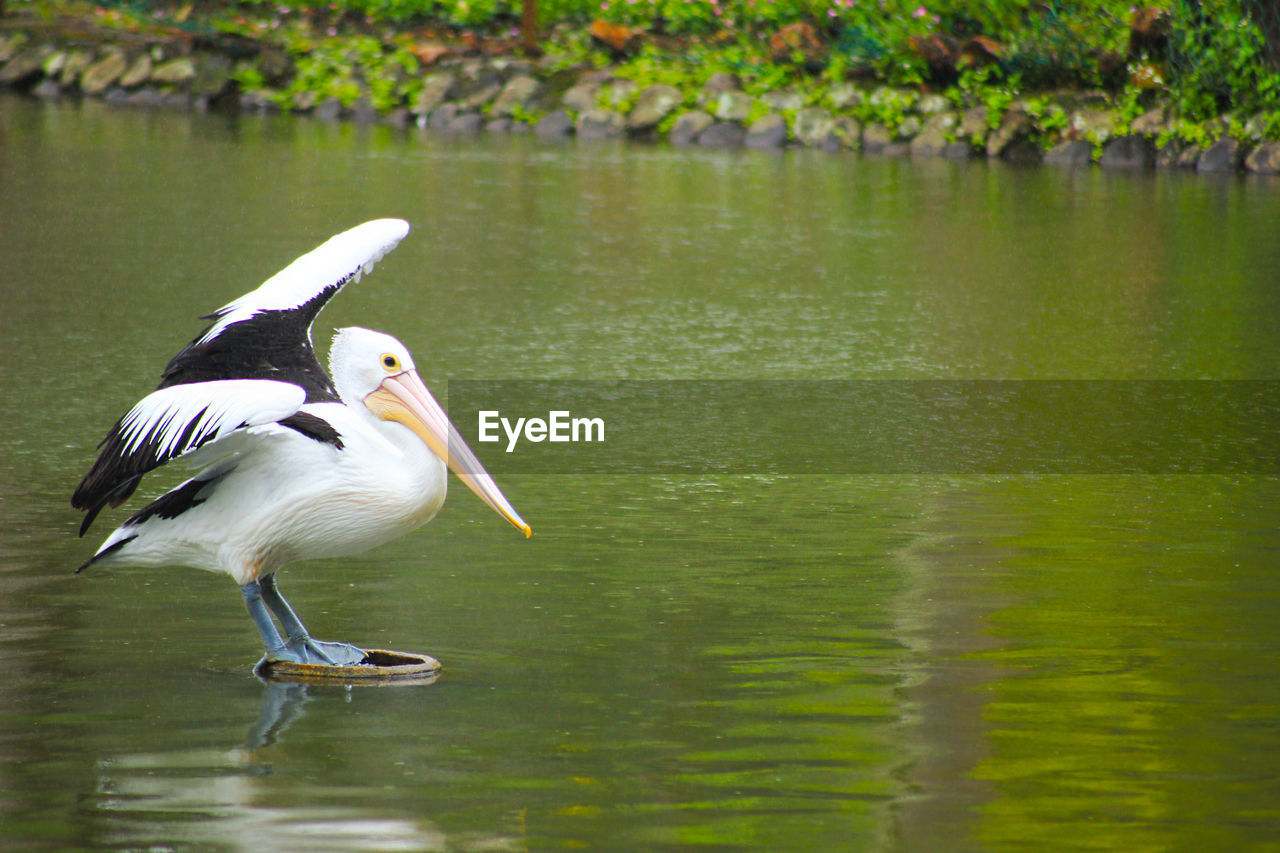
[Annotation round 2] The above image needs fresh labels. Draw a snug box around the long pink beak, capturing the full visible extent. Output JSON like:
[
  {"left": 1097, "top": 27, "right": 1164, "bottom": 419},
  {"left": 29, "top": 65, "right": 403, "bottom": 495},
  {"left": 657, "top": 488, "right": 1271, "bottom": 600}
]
[{"left": 365, "top": 370, "right": 532, "bottom": 538}]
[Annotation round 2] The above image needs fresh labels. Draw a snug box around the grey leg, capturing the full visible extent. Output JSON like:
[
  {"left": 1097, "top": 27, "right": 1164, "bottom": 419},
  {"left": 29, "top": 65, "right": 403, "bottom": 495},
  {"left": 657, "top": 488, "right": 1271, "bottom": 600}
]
[
  {"left": 258, "top": 573, "right": 311, "bottom": 643},
  {"left": 242, "top": 579, "right": 286, "bottom": 654},
  {"left": 254, "top": 573, "right": 367, "bottom": 666}
]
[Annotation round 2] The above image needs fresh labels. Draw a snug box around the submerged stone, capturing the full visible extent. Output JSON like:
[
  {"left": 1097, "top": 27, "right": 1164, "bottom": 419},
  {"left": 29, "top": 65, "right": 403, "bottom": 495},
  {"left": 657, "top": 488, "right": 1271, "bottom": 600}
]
[
  {"left": 1176, "top": 144, "right": 1203, "bottom": 169},
  {"left": 669, "top": 111, "right": 714, "bottom": 145},
  {"left": 158, "top": 90, "right": 192, "bottom": 109},
  {"left": 32, "top": 78, "right": 60, "bottom": 99},
  {"left": 862, "top": 122, "right": 893, "bottom": 153},
  {"left": 350, "top": 96, "right": 379, "bottom": 123},
  {"left": 1045, "top": 139, "right": 1095, "bottom": 166},
  {"left": 427, "top": 102, "right": 459, "bottom": 129},
  {"left": 535, "top": 109, "right": 575, "bottom": 137},
  {"left": 240, "top": 89, "right": 281, "bottom": 112},
  {"left": 1245, "top": 141, "right": 1280, "bottom": 174},
  {"left": 577, "top": 108, "right": 625, "bottom": 139},
  {"left": 121, "top": 88, "right": 163, "bottom": 108},
  {"left": 745, "top": 113, "right": 788, "bottom": 149},
  {"left": 1197, "top": 137, "right": 1244, "bottom": 172},
  {"left": 446, "top": 112, "right": 484, "bottom": 133},
  {"left": 943, "top": 141, "right": 978, "bottom": 159},
  {"left": 1155, "top": 141, "right": 1182, "bottom": 168},
  {"left": 698, "top": 121, "right": 745, "bottom": 148},
  {"left": 1002, "top": 139, "right": 1043, "bottom": 164},
  {"left": 314, "top": 97, "right": 344, "bottom": 121},
  {"left": 909, "top": 124, "right": 949, "bottom": 157},
  {"left": 1099, "top": 134, "right": 1155, "bottom": 168}
]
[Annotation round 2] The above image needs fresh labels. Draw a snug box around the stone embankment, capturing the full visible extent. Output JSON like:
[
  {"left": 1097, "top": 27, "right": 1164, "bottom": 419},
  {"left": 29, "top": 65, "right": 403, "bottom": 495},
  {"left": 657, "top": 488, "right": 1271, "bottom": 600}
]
[{"left": 3, "top": 29, "right": 1279, "bottom": 174}]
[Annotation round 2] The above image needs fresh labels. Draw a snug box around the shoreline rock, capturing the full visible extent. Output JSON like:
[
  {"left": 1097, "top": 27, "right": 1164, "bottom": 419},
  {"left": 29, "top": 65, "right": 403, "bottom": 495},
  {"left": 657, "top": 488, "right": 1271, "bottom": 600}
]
[{"left": 0, "top": 28, "right": 1274, "bottom": 175}]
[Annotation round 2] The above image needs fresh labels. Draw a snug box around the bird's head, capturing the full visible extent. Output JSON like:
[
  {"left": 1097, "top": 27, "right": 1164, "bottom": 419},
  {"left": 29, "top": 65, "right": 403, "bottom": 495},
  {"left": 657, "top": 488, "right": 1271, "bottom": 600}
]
[{"left": 330, "top": 327, "right": 531, "bottom": 538}]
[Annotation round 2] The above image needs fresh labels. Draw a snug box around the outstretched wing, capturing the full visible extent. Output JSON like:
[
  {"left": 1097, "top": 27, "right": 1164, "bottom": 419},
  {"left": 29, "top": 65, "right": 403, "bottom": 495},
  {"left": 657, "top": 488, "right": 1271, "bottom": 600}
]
[
  {"left": 72, "top": 380, "right": 306, "bottom": 535},
  {"left": 72, "top": 218, "right": 409, "bottom": 535},
  {"left": 159, "top": 218, "right": 411, "bottom": 401}
]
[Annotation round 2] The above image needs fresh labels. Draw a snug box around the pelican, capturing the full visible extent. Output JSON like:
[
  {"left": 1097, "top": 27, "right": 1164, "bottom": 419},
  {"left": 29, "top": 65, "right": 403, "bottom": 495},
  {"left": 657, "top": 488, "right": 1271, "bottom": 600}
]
[{"left": 72, "top": 219, "right": 530, "bottom": 670}]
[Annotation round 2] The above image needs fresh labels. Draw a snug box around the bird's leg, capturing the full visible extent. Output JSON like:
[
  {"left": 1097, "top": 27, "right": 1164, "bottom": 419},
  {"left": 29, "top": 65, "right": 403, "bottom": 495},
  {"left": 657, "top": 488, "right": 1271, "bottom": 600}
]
[
  {"left": 256, "top": 573, "right": 367, "bottom": 666},
  {"left": 242, "top": 578, "right": 287, "bottom": 656},
  {"left": 256, "top": 573, "right": 310, "bottom": 643}
]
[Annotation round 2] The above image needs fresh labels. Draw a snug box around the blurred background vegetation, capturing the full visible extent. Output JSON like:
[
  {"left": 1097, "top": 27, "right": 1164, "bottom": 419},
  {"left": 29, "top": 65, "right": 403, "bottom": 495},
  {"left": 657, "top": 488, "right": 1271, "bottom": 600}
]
[{"left": 12, "top": 0, "right": 1280, "bottom": 126}]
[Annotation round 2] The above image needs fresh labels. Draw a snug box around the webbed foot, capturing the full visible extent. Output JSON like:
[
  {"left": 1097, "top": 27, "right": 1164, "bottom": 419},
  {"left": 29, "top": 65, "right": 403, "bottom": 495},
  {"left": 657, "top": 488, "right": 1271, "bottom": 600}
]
[{"left": 264, "top": 637, "right": 369, "bottom": 667}]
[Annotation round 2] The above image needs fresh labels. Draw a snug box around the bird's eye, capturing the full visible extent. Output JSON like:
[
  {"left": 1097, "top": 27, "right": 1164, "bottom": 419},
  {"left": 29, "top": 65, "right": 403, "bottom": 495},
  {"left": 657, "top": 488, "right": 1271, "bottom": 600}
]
[{"left": 381, "top": 354, "right": 399, "bottom": 371}]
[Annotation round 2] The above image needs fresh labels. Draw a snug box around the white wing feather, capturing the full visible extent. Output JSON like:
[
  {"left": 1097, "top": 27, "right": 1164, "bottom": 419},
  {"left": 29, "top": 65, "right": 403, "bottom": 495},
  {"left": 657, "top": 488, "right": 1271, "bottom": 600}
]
[
  {"left": 197, "top": 218, "right": 410, "bottom": 344},
  {"left": 117, "top": 380, "right": 307, "bottom": 466}
]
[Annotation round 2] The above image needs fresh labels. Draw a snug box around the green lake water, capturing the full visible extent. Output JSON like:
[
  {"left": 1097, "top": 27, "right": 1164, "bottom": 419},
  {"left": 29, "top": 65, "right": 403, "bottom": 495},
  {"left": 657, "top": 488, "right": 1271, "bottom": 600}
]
[{"left": 1, "top": 94, "right": 1278, "bottom": 851}]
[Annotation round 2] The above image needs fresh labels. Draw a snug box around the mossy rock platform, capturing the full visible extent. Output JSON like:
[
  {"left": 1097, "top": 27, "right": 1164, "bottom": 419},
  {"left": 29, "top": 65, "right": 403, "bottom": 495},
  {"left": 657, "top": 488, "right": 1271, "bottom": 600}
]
[{"left": 255, "top": 649, "right": 441, "bottom": 685}]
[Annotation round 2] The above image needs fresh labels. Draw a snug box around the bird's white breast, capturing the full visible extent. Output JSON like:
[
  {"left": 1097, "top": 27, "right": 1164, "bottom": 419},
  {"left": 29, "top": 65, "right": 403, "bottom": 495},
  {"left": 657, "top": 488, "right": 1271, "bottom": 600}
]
[{"left": 258, "top": 403, "right": 447, "bottom": 560}]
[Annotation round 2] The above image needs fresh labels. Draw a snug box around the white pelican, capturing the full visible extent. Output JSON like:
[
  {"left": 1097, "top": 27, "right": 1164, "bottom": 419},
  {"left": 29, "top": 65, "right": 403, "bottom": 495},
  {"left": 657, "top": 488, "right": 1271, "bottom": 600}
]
[{"left": 72, "top": 219, "right": 530, "bottom": 670}]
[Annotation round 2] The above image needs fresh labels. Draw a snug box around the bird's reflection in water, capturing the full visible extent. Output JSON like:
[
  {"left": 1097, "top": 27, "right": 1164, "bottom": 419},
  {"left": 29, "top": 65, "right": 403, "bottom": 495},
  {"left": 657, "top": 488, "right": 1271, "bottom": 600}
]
[
  {"left": 247, "top": 680, "right": 312, "bottom": 749},
  {"left": 87, "top": 676, "right": 486, "bottom": 853},
  {"left": 247, "top": 668, "right": 439, "bottom": 747}
]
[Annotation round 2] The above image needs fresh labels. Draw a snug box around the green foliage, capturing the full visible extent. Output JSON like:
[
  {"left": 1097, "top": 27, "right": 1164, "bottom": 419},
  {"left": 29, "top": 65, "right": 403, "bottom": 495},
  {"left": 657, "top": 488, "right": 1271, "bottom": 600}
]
[
  {"left": 945, "top": 63, "right": 1015, "bottom": 121},
  {"left": 1111, "top": 85, "right": 1145, "bottom": 134},
  {"left": 1245, "top": 110, "right": 1280, "bottom": 140},
  {"left": 743, "top": 96, "right": 773, "bottom": 127},
  {"left": 63, "top": 0, "right": 1280, "bottom": 141},
  {"left": 1169, "top": 0, "right": 1280, "bottom": 121},
  {"left": 258, "top": 34, "right": 420, "bottom": 111},
  {"left": 1023, "top": 95, "right": 1066, "bottom": 134},
  {"left": 655, "top": 108, "right": 681, "bottom": 136},
  {"left": 611, "top": 43, "right": 698, "bottom": 97},
  {"left": 855, "top": 85, "right": 914, "bottom": 132},
  {"left": 230, "top": 63, "right": 267, "bottom": 92},
  {"left": 979, "top": 73, "right": 1019, "bottom": 131},
  {"left": 1156, "top": 117, "right": 1210, "bottom": 148}
]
